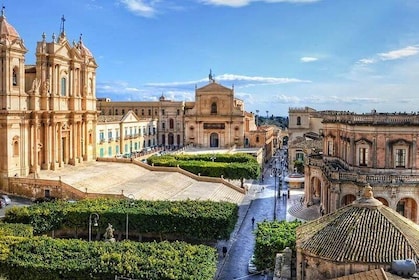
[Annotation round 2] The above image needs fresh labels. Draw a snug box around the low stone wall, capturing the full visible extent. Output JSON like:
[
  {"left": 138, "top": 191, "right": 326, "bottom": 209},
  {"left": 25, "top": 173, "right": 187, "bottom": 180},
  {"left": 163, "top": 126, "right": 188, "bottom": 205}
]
[{"left": 6, "top": 177, "right": 123, "bottom": 201}]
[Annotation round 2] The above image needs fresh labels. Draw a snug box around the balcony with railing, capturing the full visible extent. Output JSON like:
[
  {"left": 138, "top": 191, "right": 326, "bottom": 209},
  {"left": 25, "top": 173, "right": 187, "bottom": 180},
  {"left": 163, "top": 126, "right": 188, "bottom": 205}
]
[{"left": 307, "top": 155, "right": 419, "bottom": 186}]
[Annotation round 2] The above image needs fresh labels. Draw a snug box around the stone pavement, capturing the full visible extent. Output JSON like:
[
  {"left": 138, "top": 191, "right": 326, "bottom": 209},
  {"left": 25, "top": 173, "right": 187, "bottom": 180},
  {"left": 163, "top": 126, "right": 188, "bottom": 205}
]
[
  {"left": 37, "top": 161, "right": 245, "bottom": 204},
  {"left": 286, "top": 188, "right": 321, "bottom": 221}
]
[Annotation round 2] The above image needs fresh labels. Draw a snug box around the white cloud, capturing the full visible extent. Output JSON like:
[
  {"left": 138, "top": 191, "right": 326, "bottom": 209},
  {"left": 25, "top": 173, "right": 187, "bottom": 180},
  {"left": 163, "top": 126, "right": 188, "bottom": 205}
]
[
  {"left": 300, "top": 56, "right": 318, "bottom": 63},
  {"left": 199, "top": 0, "right": 320, "bottom": 7},
  {"left": 378, "top": 46, "right": 419, "bottom": 61},
  {"left": 119, "top": 0, "right": 156, "bottom": 17},
  {"left": 358, "top": 45, "right": 419, "bottom": 65},
  {"left": 357, "top": 58, "right": 375, "bottom": 64},
  {"left": 145, "top": 73, "right": 310, "bottom": 89}
]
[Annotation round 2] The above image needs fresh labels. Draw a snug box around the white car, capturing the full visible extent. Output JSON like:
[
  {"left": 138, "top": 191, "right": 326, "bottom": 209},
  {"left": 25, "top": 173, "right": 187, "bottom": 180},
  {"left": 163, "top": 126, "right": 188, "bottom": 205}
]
[
  {"left": 1, "top": 194, "right": 11, "bottom": 205},
  {"left": 248, "top": 255, "right": 258, "bottom": 274}
]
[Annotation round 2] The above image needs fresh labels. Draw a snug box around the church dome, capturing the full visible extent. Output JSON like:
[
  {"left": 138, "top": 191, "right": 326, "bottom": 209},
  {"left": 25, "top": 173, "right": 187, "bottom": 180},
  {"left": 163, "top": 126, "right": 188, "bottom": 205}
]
[
  {"left": 0, "top": 9, "right": 20, "bottom": 41},
  {"left": 297, "top": 185, "right": 419, "bottom": 264}
]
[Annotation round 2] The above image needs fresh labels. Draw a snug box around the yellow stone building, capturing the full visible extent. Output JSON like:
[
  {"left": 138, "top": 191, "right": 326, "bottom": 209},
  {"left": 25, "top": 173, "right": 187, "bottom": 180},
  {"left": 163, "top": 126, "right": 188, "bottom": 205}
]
[
  {"left": 0, "top": 12, "right": 97, "bottom": 188},
  {"left": 96, "top": 110, "right": 158, "bottom": 157}
]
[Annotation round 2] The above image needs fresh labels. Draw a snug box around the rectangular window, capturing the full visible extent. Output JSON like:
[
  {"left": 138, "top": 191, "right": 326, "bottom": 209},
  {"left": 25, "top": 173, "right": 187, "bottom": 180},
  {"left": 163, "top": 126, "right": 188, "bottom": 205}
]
[
  {"left": 296, "top": 152, "right": 304, "bottom": 161},
  {"left": 395, "top": 149, "right": 406, "bottom": 168},
  {"left": 99, "top": 130, "right": 105, "bottom": 141},
  {"left": 108, "top": 130, "right": 112, "bottom": 139},
  {"left": 148, "top": 109, "right": 151, "bottom": 116},
  {"left": 61, "top": 78, "right": 66, "bottom": 96},
  {"left": 359, "top": 148, "right": 368, "bottom": 166},
  {"left": 162, "top": 109, "right": 165, "bottom": 115},
  {"left": 327, "top": 141, "right": 333, "bottom": 156}
]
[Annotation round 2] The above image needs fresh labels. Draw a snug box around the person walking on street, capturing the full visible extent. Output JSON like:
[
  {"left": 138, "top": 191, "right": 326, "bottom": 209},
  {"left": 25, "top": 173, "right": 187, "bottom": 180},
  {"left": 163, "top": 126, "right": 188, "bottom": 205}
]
[
  {"left": 251, "top": 216, "right": 255, "bottom": 227},
  {"left": 222, "top": 246, "right": 228, "bottom": 257}
]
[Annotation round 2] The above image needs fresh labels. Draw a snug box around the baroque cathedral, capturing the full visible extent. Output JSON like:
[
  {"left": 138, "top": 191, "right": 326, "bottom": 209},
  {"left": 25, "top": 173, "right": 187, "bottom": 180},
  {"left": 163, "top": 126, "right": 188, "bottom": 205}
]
[{"left": 0, "top": 10, "right": 97, "bottom": 187}]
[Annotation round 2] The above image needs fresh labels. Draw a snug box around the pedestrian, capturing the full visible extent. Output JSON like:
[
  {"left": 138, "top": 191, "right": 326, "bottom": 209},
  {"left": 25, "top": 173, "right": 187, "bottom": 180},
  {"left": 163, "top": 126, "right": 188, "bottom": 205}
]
[
  {"left": 261, "top": 174, "right": 264, "bottom": 182},
  {"left": 222, "top": 246, "right": 227, "bottom": 257},
  {"left": 251, "top": 216, "right": 255, "bottom": 227}
]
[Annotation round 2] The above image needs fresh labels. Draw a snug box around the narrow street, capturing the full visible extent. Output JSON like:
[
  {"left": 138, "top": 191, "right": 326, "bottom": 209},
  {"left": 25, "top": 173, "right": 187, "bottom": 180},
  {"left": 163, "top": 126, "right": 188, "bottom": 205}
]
[{"left": 215, "top": 150, "right": 290, "bottom": 280}]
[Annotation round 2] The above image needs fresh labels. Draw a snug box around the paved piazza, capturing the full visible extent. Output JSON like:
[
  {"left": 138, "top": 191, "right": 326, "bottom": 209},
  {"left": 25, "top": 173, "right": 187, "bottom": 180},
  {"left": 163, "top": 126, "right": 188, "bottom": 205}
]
[{"left": 37, "top": 160, "right": 245, "bottom": 204}]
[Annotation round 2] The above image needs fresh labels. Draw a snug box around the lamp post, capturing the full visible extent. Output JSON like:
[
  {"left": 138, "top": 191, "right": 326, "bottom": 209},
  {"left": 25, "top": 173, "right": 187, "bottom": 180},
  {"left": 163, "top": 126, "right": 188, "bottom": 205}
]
[
  {"left": 210, "top": 153, "right": 216, "bottom": 162},
  {"left": 88, "top": 213, "right": 99, "bottom": 242},
  {"left": 270, "top": 159, "right": 280, "bottom": 220},
  {"left": 126, "top": 194, "right": 135, "bottom": 240}
]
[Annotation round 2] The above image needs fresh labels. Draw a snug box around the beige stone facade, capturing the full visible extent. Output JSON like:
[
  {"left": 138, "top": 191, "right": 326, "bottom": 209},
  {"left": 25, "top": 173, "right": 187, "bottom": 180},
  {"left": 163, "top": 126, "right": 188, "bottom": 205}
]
[
  {"left": 98, "top": 96, "right": 184, "bottom": 149},
  {"left": 304, "top": 110, "right": 419, "bottom": 223},
  {"left": 96, "top": 111, "right": 157, "bottom": 157},
  {"left": 184, "top": 80, "right": 257, "bottom": 148},
  {"left": 97, "top": 79, "right": 275, "bottom": 159},
  {"left": 287, "top": 107, "right": 323, "bottom": 172},
  {"left": 0, "top": 13, "right": 97, "bottom": 188}
]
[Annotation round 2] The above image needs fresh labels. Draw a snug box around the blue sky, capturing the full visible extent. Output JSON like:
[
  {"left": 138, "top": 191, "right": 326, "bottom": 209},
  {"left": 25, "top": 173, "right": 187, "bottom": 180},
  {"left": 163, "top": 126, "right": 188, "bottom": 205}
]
[{"left": 5, "top": 0, "right": 419, "bottom": 116}]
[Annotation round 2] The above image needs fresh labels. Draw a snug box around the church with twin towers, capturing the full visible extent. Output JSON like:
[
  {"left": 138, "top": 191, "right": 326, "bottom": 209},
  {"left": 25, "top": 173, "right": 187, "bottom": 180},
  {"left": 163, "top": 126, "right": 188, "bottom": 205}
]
[{"left": 0, "top": 10, "right": 277, "bottom": 189}]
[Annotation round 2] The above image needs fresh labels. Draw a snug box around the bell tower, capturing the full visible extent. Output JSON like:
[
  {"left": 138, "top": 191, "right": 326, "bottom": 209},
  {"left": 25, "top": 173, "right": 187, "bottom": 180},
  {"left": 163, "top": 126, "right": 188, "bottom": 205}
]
[{"left": 0, "top": 7, "right": 28, "bottom": 110}]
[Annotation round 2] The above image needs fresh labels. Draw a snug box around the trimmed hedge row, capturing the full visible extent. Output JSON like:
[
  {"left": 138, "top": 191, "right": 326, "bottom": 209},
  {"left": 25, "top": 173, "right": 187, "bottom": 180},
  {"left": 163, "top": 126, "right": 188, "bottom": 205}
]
[
  {"left": 4, "top": 198, "right": 238, "bottom": 241},
  {"left": 0, "top": 223, "right": 33, "bottom": 238},
  {"left": 0, "top": 236, "right": 217, "bottom": 280},
  {"left": 148, "top": 153, "right": 260, "bottom": 180},
  {"left": 254, "top": 220, "right": 302, "bottom": 271}
]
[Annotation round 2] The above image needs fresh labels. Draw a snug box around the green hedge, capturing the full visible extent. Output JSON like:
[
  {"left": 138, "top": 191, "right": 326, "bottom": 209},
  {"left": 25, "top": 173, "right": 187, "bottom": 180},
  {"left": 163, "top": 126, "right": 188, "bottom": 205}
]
[
  {"left": 148, "top": 153, "right": 260, "bottom": 180},
  {"left": 4, "top": 199, "right": 238, "bottom": 241},
  {"left": 0, "top": 223, "right": 33, "bottom": 238},
  {"left": 254, "top": 220, "right": 302, "bottom": 271},
  {"left": 0, "top": 236, "right": 217, "bottom": 280}
]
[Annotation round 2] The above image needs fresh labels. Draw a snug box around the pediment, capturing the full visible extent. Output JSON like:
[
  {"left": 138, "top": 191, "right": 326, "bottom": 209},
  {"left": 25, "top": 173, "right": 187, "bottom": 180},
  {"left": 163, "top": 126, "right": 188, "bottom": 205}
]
[
  {"left": 121, "top": 110, "right": 140, "bottom": 123},
  {"left": 197, "top": 82, "right": 232, "bottom": 93}
]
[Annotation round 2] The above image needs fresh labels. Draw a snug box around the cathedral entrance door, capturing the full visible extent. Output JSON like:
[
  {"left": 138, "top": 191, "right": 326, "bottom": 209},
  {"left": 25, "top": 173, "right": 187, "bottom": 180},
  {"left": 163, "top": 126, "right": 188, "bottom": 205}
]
[{"left": 210, "top": 133, "right": 219, "bottom": 147}]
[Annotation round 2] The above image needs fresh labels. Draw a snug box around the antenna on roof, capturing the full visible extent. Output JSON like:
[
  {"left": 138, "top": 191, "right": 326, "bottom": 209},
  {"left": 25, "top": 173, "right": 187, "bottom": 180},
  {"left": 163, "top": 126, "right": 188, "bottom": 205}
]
[{"left": 60, "top": 15, "right": 66, "bottom": 35}]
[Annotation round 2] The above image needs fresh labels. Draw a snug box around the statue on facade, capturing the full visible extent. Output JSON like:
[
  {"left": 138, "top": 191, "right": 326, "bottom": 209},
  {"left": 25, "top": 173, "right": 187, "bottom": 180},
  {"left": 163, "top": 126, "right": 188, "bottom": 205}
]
[
  {"left": 31, "top": 78, "right": 41, "bottom": 95},
  {"left": 103, "top": 223, "right": 116, "bottom": 242}
]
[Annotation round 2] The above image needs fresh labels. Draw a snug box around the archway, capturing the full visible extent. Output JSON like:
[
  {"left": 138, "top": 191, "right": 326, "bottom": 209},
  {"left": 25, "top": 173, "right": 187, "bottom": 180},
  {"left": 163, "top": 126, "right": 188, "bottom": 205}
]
[
  {"left": 310, "top": 177, "right": 322, "bottom": 205},
  {"left": 397, "top": 197, "right": 418, "bottom": 223},
  {"left": 341, "top": 194, "right": 357, "bottom": 206},
  {"left": 375, "top": 197, "right": 389, "bottom": 206},
  {"left": 168, "top": 133, "right": 174, "bottom": 146},
  {"left": 210, "top": 133, "right": 219, "bottom": 148}
]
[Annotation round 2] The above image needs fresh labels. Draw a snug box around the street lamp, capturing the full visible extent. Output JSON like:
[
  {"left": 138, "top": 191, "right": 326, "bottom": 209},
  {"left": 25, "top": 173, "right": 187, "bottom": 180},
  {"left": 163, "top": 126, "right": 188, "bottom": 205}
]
[
  {"left": 270, "top": 159, "right": 280, "bottom": 220},
  {"left": 210, "top": 153, "right": 216, "bottom": 162},
  {"left": 88, "top": 213, "right": 99, "bottom": 242},
  {"left": 126, "top": 194, "right": 135, "bottom": 240}
]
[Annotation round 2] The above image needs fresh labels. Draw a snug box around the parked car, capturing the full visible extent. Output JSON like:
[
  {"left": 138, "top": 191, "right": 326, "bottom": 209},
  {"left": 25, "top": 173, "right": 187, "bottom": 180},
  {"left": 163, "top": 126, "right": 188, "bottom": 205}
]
[
  {"left": 248, "top": 255, "right": 258, "bottom": 274},
  {"left": 1, "top": 194, "right": 11, "bottom": 205}
]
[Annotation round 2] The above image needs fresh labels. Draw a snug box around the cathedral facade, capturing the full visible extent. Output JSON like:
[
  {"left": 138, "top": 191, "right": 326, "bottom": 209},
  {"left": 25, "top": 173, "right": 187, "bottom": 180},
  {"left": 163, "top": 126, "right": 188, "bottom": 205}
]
[{"left": 0, "top": 12, "right": 97, "bottom": 188}]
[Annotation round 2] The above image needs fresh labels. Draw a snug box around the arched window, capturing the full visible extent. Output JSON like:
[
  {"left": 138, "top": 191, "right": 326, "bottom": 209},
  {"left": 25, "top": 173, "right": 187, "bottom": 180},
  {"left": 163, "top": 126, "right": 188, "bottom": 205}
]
[
  {"left": 256, "top": 136, "right": 259, "bottom": 143},
  {"left": 297, "top": 116, "right": 301, "bottom": 125},
  {"left": 13, "top": 137, "right": 19, "bottom": 156},
  {"left": 169, "top": 118, "right": 174, "bottom": 129},
  {"left": 12, "top": 68, "right": 18, "bottom": 86},
  {"left": 61, "top": 77, "right": 67, "bottom": 96},
  {"left": 211, "top": 102, "right": 217, "bottom": 114}
]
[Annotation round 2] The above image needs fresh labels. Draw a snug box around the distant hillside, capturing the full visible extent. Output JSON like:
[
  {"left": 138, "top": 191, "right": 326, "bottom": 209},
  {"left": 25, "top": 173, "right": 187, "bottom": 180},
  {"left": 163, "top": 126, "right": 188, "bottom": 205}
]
[{"left": 257, "top": 116, "right": 288, "bottom": 129}]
